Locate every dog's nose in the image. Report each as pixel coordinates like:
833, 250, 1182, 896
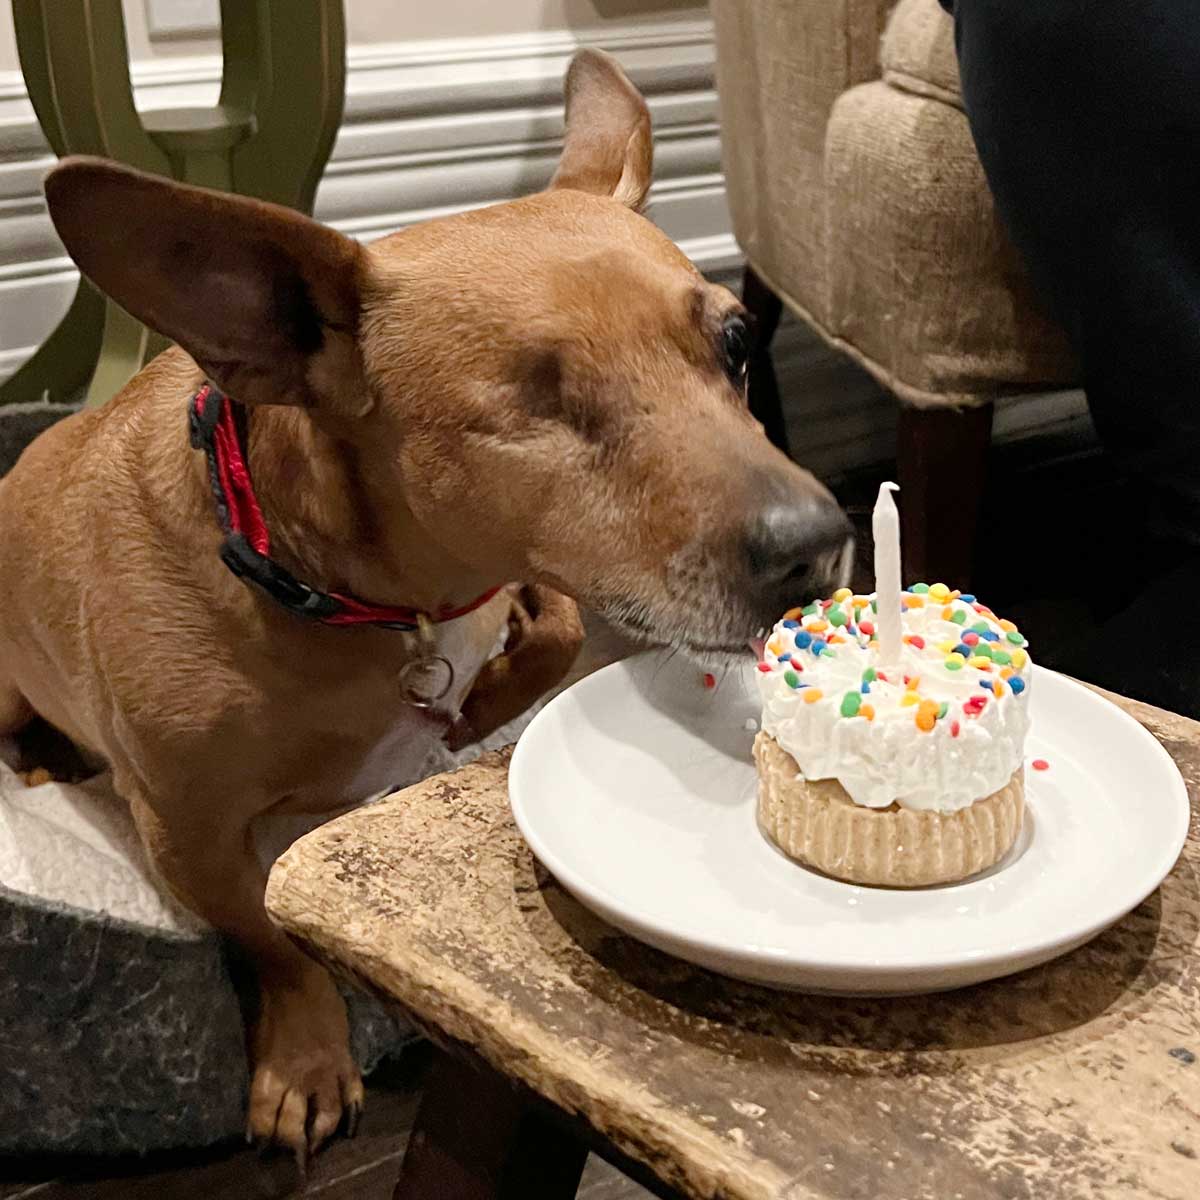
746, 496, 853, 605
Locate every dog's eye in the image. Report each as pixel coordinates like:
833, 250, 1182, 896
721, 314, 751, 386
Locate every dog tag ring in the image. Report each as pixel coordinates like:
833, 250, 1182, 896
399, 613, 455, 708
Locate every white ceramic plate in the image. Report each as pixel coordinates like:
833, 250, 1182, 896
509, 655, 1190, 994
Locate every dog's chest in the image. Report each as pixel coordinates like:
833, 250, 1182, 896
331, 599, 509, 805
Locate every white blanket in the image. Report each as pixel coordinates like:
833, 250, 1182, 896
0, 708, 536, 935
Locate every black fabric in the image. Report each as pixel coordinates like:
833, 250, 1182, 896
949, 0, 1200, 546
948, 0, 1200, 713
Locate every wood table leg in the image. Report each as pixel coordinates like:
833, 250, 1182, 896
897, 401, 995, 587
742, 265, 790, 454
393, 1048, 588, 1200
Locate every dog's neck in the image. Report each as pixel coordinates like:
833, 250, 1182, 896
225, 403, 499, 616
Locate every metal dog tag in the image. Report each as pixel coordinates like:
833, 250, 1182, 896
398, 654, 455, 708
399, 613, 455, 709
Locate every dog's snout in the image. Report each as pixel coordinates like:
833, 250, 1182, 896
746, 495, 852, 607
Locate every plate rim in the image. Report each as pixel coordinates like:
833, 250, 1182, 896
509, 657, 1191, 977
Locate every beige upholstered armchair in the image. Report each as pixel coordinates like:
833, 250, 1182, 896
711, 0, 1078, 584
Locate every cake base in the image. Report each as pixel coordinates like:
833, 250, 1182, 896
754, 733, 1025, 887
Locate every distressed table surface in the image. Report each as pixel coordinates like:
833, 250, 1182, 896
266, 690, 1200, 1200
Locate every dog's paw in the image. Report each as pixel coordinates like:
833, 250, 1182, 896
247, 978, 364, 1166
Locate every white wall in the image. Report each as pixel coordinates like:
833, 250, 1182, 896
0, 0, 706, 71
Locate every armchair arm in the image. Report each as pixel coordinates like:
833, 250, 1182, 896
711, 1, 898, 320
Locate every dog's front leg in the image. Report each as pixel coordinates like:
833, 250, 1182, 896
126, 785, 361, 1164
448, 585, 583, 750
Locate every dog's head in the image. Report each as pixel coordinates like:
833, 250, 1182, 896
45, 51, 850, 658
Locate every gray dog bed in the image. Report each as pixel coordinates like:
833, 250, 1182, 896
0, 715, 532, 1156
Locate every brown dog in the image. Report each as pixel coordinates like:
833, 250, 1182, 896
0, 51, 849, 1158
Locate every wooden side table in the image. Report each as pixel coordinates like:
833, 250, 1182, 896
3, 0, 344, 410
266, 691, 1200, 1199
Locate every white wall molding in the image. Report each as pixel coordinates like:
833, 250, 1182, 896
0, 18, 736, 382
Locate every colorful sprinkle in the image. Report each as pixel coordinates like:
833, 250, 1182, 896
858, 620, 875, 636
1007, 631, 1027, 645
905, 635, 926, 650
911, 582, 930, 594
861, 682, 871, 694
807, 619, 829, 633
781, 619, 800, 629
794, 630, 813, 650
859, 704, 875, 721
703, 672, 716, 689
916, 698, 939, 731
949, 609, 968, 625
970, 621, 991, 634
862, 667, 878, 683
757, 662, 771, 673
1012, 648, 1029, 669
951, 720, 961, 738
766, 638, 782, 655
1010, 676, 1026, 694
944, 658, 963, 671
937, 640, 955, 654
802, 603, 820, 616
827, 634, 846, 644
810, 638, 827, 655
832, 587, 852, 602
979, 679, 994, 692
937, 701, 949, 720
969, 656, 993, 671
980, 630, 1000, 642
803, 689, 823, 704
840, 691, 862, 718
852, 596, 870, 609
784, 670, 802, 689
827, 608, 848, 627
962, 632, 980, 647
992, 650, 1012, 665
959, 594, 976, 603
929, 583, 951, 602
999, 619, 1018, 632
952, 643, 972, 658
906, 675, 921, 691
778, 652, 792, 663
903, 594, 926, 609
900, 693, 920, 708
1032, 758, 1049, 771
783, 606, 806, 621
973, 642, 994, 660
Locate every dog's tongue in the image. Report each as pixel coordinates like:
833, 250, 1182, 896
750, 637, 766, 660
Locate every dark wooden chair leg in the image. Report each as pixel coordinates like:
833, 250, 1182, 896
896, 401, 995, 587
393, 1048, 588, 1200
742, 265, 790, 454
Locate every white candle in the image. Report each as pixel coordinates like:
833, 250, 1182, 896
872, 482, 902, 665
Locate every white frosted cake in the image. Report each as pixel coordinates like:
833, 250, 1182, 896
754, 583, 1031, 886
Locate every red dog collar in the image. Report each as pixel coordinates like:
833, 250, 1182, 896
189, 384, 503, 631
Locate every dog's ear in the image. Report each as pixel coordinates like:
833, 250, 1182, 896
44, 158, 369, 415
549, 49, 653, 211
